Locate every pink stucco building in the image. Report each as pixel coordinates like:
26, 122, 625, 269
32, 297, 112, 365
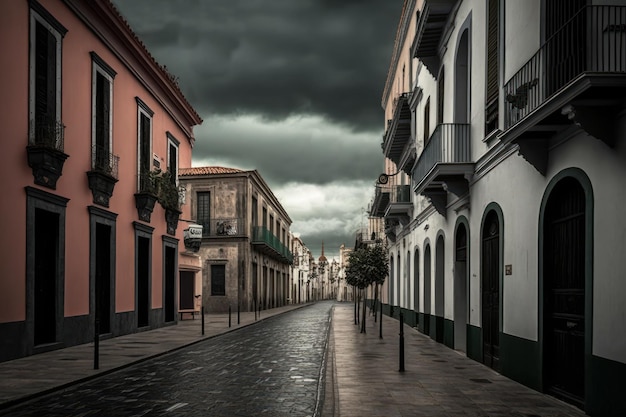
0, 0, 202, 362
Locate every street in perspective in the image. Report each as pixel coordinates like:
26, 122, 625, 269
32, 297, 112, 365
0, 303, 333, 417
1, 0, 625, 416
0, 301, 586, 417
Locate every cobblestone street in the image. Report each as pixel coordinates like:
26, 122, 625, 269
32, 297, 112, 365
0, 303, 333, 417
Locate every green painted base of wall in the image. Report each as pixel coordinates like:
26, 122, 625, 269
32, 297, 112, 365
399, 308, 417, 327
431, 315, 444, 342
500, 333, 540, 391
443, 319, 454, 349
467, 324, 482, 362
422, 313, 431, 335
588, 354, 626, 416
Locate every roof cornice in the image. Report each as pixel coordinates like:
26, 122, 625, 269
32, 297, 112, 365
382, 0, 416, 109
63, 0, 202, 143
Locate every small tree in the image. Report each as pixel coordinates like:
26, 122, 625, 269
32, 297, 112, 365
346, 242, 388, 333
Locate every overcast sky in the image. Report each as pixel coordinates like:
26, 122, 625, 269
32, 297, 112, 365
113, 0, 400, 259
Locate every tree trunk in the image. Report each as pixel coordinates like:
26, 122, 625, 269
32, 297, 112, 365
373, 283, 379, 322
354, 286, 358, 325
360, 288, 367, 333
356, 290, 360, 325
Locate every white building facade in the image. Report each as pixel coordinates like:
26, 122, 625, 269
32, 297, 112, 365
290, 235, 311, 304
372, 1, 626, 415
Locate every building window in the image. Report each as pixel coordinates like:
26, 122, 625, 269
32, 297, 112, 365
485, 0, 500, 134
270, 215, 274, 234
136, 97, 153, 191
167, 132, 179, 183
437, 68, 445, 124
423, 98, 431, 144
197, 192, 210, 237
29, 2, 67, 147
211, 264, 226, 296
252, 196, 258, 227
91, 53, 116, 171
262, 207, 268, 228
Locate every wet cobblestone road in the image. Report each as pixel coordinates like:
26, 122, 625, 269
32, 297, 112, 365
1, 302, 333, 417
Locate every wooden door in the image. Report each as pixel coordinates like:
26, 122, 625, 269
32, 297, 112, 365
482, 211, 500, 371
544, 177, 586, 406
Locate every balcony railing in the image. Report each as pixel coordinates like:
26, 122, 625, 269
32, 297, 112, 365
30, 117, 65, 151
370, 185, 391, 217
391, 185, 411, 203
252, 226, 293, 264
91, 145, 120, 180
504, 5, 626, 129
382, 92, 412, 164
199, 218, 242, 238
413, 123, 471, 187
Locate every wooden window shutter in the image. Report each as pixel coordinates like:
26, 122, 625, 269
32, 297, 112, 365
437, 69, 445, 124
486, 0, 499, 103
35, 22, 57, 129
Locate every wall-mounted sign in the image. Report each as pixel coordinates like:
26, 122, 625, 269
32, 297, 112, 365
183, 224, 203, 252
505, 264, 512, 275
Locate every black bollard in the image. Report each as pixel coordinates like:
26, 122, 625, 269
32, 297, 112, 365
201, 306, 205, 336
94, 318, 99, 370
228, 305, 232, 328
259, 303, 261, 319
237, 303, 240, 325
254, 299, 257, 321
379, 300, 383, 339
399, 312, 405, 372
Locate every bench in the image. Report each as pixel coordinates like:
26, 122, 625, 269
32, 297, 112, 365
178, 309, 200, 320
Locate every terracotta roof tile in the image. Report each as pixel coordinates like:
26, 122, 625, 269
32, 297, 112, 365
179, 166, 245, 176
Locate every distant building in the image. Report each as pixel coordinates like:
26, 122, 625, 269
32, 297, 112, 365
179, 167, 293, 313
0, 0, 202, 362
290, 235, 312, 304
372, 1, 626, 414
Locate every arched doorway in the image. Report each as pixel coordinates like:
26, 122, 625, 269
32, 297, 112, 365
454, 223, 468, 352
414, 249, 420, 313
406, 250, 411, 309
423, 243, 432, 336
435, 235, 445, 343
389, 255, 394, 306
543, 176, 587, 407
482, 210, 501, 371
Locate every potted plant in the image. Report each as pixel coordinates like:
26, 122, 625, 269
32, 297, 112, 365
134, 169, 159, 222
87, 145, 119, 208
156, 170, 183, 235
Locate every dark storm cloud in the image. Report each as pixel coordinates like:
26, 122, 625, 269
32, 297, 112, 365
192, 115, 384, 186
113, 0, 400, 257
113, 0, 399, 132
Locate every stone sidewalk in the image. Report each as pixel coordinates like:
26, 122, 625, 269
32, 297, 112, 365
0, 303, 308, 410
328, 302, 587, 417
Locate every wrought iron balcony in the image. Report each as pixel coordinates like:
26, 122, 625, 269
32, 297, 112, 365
412, 0, 457, 77
252, 226, 293, 264
91, 145, 120, 180
413, 123, 473, 215
199, 218, 242, 238
30, 117, 65, 151
503, 5, 626, 174
87, 145, 120, 208
385, 184, 413, 226
370, 185, 391, 218
382, 92, 412, 165
26, 117, 69, 190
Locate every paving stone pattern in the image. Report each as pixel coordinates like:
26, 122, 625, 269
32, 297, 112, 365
0, 302, 333, 417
